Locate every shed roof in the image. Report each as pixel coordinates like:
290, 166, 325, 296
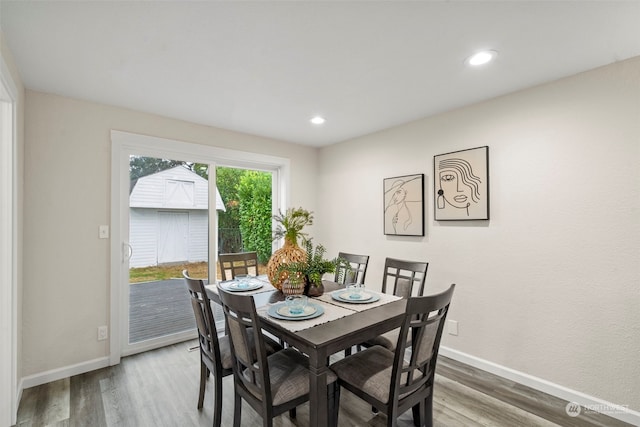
130, 166, 225, 211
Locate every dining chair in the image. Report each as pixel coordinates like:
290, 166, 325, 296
183, 270, 281, 427
334, 252, 369, 285
218, 287, 340, 427
330, 284, 455, 427
336, 252, 370, 357
361, 257, 429, 352
381, 257, 429, 298
218, 251, 259, 281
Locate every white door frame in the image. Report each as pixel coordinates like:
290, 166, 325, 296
110, 130, 289, 364
0, 56, 18, 426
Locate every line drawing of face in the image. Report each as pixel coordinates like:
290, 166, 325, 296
387, 183, 407, 209
385, 179, 411, 233
437, 158, 481, 215
385, 175, 422, 234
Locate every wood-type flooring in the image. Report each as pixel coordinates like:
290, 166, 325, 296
15, 341, 633, 427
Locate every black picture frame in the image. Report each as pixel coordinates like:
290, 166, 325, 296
383, 173, 424, 236
434, 146, 489, 220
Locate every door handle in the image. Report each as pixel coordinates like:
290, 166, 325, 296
123, 242, 133, 262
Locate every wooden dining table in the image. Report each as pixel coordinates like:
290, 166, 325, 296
205, 277, 407, 427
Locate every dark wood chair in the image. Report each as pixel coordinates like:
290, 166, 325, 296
381, 257, 429, 298
183, 270, 280, 427
362, 257, 429, 352
334, 252, 369, 285
218, 251, 259, 281
218, 288, 340, 427
330, 284, 455, 427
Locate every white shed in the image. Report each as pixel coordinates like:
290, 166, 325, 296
129, 166, 225, 268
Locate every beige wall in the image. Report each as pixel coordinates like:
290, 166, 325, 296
317, 57, 640, 411
22, 91, 319, 376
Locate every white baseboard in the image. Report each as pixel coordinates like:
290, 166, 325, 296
20, 357, 110, 390
439, 347, 640, 426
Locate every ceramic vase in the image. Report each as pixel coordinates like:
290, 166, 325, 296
306, 280, 324, 297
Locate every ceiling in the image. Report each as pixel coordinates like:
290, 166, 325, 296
2, 1, 639, 147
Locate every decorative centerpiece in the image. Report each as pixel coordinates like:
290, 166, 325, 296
266, 207, 313, 290
276, 239, 351, 297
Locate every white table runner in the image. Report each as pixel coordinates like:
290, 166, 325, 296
211, 275, 277, 297
317, 289, 402, 312
258, 299, 356, 332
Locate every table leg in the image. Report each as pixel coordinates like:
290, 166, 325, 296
308, 351, 329, 427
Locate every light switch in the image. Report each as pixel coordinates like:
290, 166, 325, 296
99, 225, 109, 239
448, 320, 459, 336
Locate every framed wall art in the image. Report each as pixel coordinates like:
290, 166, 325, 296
384, 173, 424, 236
434, 146, 489, 220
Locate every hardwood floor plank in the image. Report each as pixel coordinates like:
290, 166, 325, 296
30, 378, 70, 427
436, 357, 633, 427
69, 368, 108, 427
435, 375, 562, 427
99, 365, 144, 427
15, 386, 38, 426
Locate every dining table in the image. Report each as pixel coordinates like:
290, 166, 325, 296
205, 275, 407, 427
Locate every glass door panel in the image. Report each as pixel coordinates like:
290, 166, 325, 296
127, 156, 208, 348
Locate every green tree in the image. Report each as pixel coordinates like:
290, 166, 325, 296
237, 171, 272, 263
216, 167, 243, 230
215, 167, 244, 253
187, 162, 209, 180
129, 156, 182, 180
129, 156, 190, 195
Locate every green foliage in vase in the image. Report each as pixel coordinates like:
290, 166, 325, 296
272, 207, 314, 245
276, 239, 351, 287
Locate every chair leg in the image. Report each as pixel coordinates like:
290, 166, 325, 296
288, 408, 296, 418
344, 346, 352, 356
198, 362, 207, 409
411, 400, 424, 427
213, 373, 223, 427
425, 394, 433, 427
233, 390, 242, 427
328, 382, 341, 427
263, 416, 273, 427
387, 408, 397, 427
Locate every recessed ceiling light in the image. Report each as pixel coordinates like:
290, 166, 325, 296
466, 50, 498, 66
310, 116, 326, 125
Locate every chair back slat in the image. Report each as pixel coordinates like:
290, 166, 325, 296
219, 252, 259, 281
335, 252, 370, 285
381, 258, 429, 297
391, 284, 455, 405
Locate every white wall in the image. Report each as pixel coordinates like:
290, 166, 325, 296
317, 57, 640, 412
22, 91, 319, 377
1, 28, 25, 426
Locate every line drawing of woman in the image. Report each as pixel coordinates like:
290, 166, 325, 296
385, 175, 421, 234
437, 158, 482, 216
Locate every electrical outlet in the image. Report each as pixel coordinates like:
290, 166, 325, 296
99, 225, 109, 239
98, 326, 108, 341
447, 320, 459, 336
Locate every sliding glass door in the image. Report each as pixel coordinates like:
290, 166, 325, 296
110, 131, 287, 360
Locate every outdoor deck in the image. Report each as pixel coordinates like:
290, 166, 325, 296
129, 279, 198, 343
